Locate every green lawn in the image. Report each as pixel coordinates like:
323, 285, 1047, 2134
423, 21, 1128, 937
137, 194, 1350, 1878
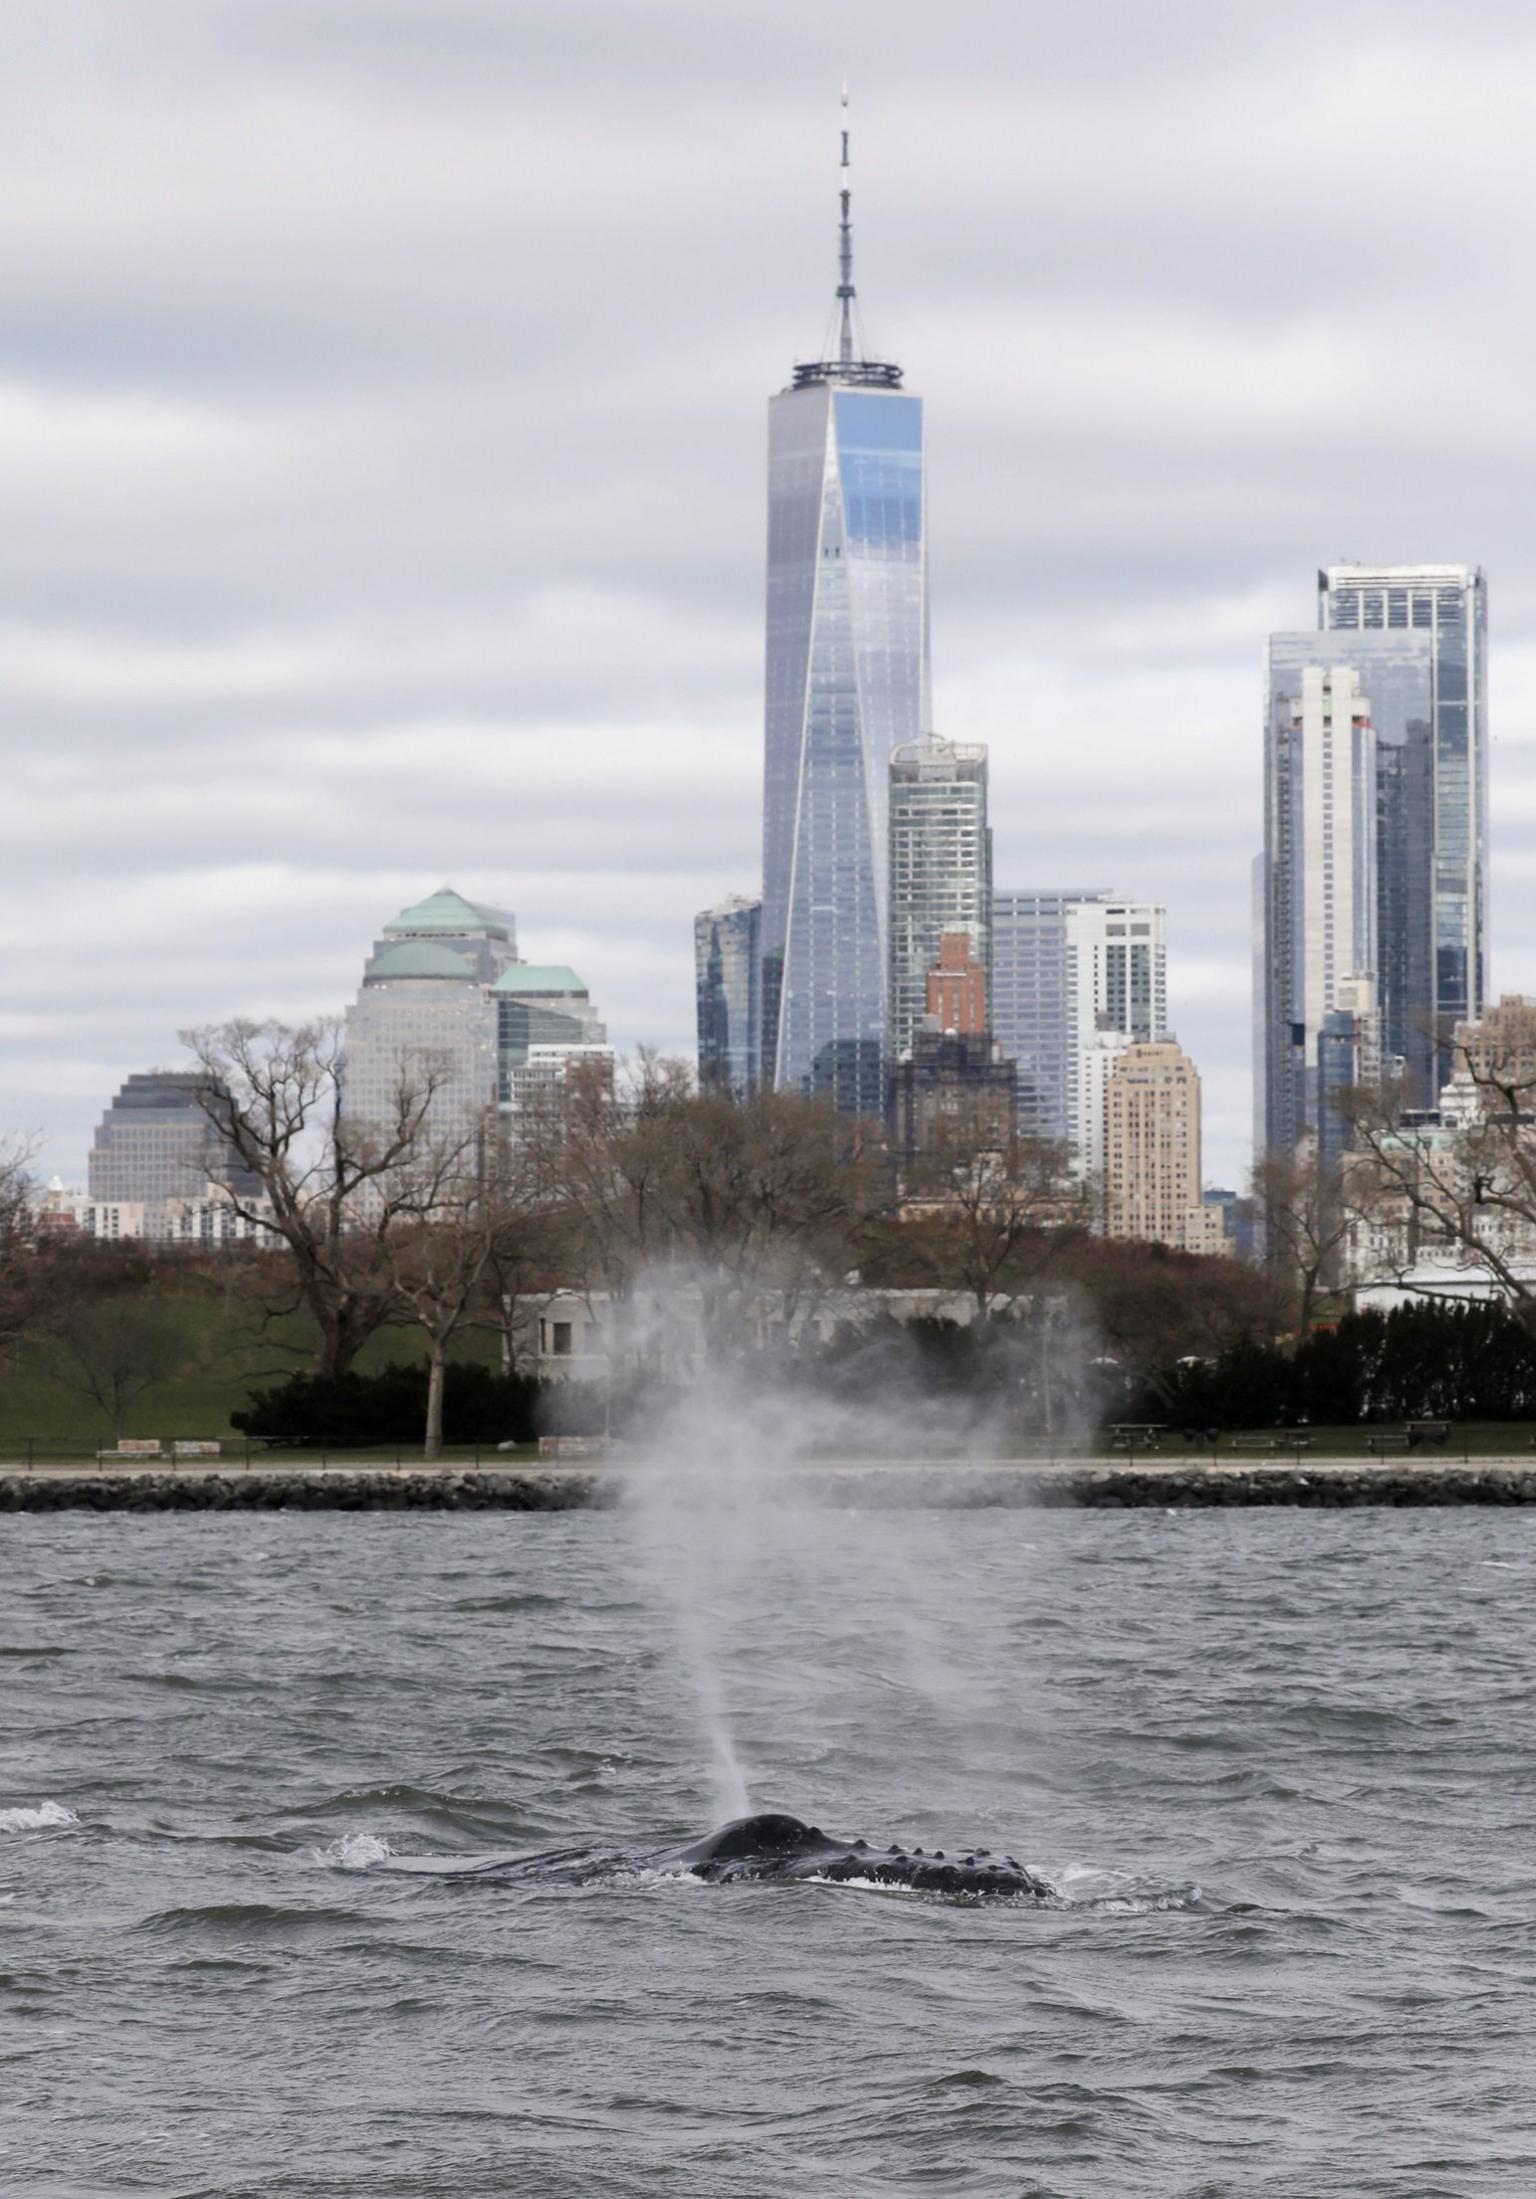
0, 1284, 502, 1452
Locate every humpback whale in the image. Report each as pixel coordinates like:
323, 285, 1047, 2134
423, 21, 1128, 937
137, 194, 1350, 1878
379, 1810, 1053, 1899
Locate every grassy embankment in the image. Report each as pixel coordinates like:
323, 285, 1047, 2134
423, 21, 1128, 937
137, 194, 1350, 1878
6, 1281, 1536, 1463
0, 1281, 502, 1454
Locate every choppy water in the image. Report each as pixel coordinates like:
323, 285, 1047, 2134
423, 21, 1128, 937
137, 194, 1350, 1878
4, 1503, 1536, 2196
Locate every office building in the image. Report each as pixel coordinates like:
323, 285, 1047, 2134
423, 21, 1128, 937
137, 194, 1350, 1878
990, 890, 1112, 1141
1258, 563, 1488, 1154
494, 965, 607, 1106
1074, 1021, 1131, 1193
989, 891, 1165, 1167
1316, 974, 1381, 1176
887, 738, 991, 1062
88, 1071, 262, 1203
1258, 660, 1379, 1157
1104, 1039, 1208, 1252
926, 930, 988, 1036
505, 1043, 617, 1122
694, 895, 762, 1096
889, 1025, 1016, 1163
760, 97, 928, 1116
41, 1178, 276, 1248
342, 886, 517, 1170
1065, 898, 1167, 1179
372, 885, 519, 984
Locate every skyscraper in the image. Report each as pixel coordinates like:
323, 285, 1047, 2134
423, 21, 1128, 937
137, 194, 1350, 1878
494, 964, 609, 1111
342, 887, 514, 1168
1320, 564, 1486, 1098
760, 95, 928, 1117
694, 895, 762, 1096
990, 889, 1112, 1141
1104, 1038, 1208, 1252
1258, 564, 1488, 1156
1257, 661, 1378, 1156
887, 738, 991, 1062
1064, 897, 1167, 1179
88, 1070, 261, 1203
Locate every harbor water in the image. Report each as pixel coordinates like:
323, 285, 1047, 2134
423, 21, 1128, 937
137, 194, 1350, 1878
3, 1504, 1534, 2195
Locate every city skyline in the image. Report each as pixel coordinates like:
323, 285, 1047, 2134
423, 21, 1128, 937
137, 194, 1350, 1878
8, 2, 1536, 1190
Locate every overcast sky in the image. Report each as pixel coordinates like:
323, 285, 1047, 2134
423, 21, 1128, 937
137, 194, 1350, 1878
7, 0, 1536, 1186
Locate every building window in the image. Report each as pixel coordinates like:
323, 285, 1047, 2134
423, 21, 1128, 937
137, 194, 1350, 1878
552, 1322, 573, 1357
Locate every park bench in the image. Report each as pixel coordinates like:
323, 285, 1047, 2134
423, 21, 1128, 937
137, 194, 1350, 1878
95, 1438, 164, 1464
172, 1441, 221, 1459
1230, 1434, 1312, 1456
1366, 1433, 1413, 1457
1107, 1424, 1164, 1453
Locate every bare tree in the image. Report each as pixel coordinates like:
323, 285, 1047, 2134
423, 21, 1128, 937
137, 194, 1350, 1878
377, 1134, 543, 1460
46, 1300, 187, 1443
900, 1120, 1088, 1323
1341, 1026, 1536, 1328
0, 1134, 39, 1369
1251, 1143, 1355, 1333
529, 1058, 876, 1366
180, 1019, 467, 1378
477, 1199, 573, 1374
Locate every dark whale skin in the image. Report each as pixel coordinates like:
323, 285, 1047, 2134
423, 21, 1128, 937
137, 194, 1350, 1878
379, 1811, 1053, 1900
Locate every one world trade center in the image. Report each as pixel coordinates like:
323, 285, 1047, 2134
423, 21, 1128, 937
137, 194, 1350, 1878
759, 97, 929, 1115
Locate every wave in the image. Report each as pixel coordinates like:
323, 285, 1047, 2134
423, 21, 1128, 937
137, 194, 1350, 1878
318, 1832, 394, 1870
0, 1801, 78, 1833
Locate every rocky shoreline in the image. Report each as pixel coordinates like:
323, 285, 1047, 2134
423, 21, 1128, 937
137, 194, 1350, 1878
7, 1459, 1536, 1510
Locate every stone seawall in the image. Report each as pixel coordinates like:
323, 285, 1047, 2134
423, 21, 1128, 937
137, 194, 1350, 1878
7, 1460, 1536, 1510
0, 1470, 606, 1513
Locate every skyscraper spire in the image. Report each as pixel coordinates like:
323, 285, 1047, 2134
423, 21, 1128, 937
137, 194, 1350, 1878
791, 84, 901, 390
837, 83, 855, 366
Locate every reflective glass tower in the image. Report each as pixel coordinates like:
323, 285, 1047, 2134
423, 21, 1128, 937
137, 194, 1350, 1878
760, 97, 928, 1116
1319, 564, 1487, 1102
1257, 564, 1487, 1157
695, 894, 762, 1096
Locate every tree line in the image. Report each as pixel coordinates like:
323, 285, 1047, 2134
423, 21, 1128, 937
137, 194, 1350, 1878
14, 1005, 1536, 1455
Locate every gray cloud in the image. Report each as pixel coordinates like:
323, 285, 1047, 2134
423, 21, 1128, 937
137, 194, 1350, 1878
6, 0, 1536, 1186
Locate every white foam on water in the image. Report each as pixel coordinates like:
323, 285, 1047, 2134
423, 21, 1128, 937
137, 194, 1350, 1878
318, 1832, 393, 1870
1066, 1887, 1204, 1914
0, 1801, 78, 1833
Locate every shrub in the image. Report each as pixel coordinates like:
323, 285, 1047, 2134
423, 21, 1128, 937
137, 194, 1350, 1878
233, 1361, 601, 1448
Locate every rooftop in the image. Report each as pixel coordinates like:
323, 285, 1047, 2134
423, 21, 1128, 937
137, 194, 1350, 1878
365, 941, 478, 983
491, 964, 589, 997
383, 886, 514, 939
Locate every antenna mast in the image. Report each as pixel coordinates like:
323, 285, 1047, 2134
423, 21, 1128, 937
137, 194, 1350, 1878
837, 83, 855, 365
790, 83, 901, 389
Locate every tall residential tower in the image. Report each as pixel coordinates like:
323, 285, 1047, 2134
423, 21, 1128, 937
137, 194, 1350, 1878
1257, 563, 1487, 1158
760, 95, 928, 1116
887, 737, 991, 1063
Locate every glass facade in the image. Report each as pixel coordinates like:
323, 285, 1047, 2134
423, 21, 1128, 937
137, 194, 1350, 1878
1320, 566, 1486, 1103
1258, 658, 1379, 1155
761, 380, 928, 1116
694, 895, 762, 1096
887, 740, 991, 1061
1258, 565, 1487, 1156
990, 890, 1112, 1141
